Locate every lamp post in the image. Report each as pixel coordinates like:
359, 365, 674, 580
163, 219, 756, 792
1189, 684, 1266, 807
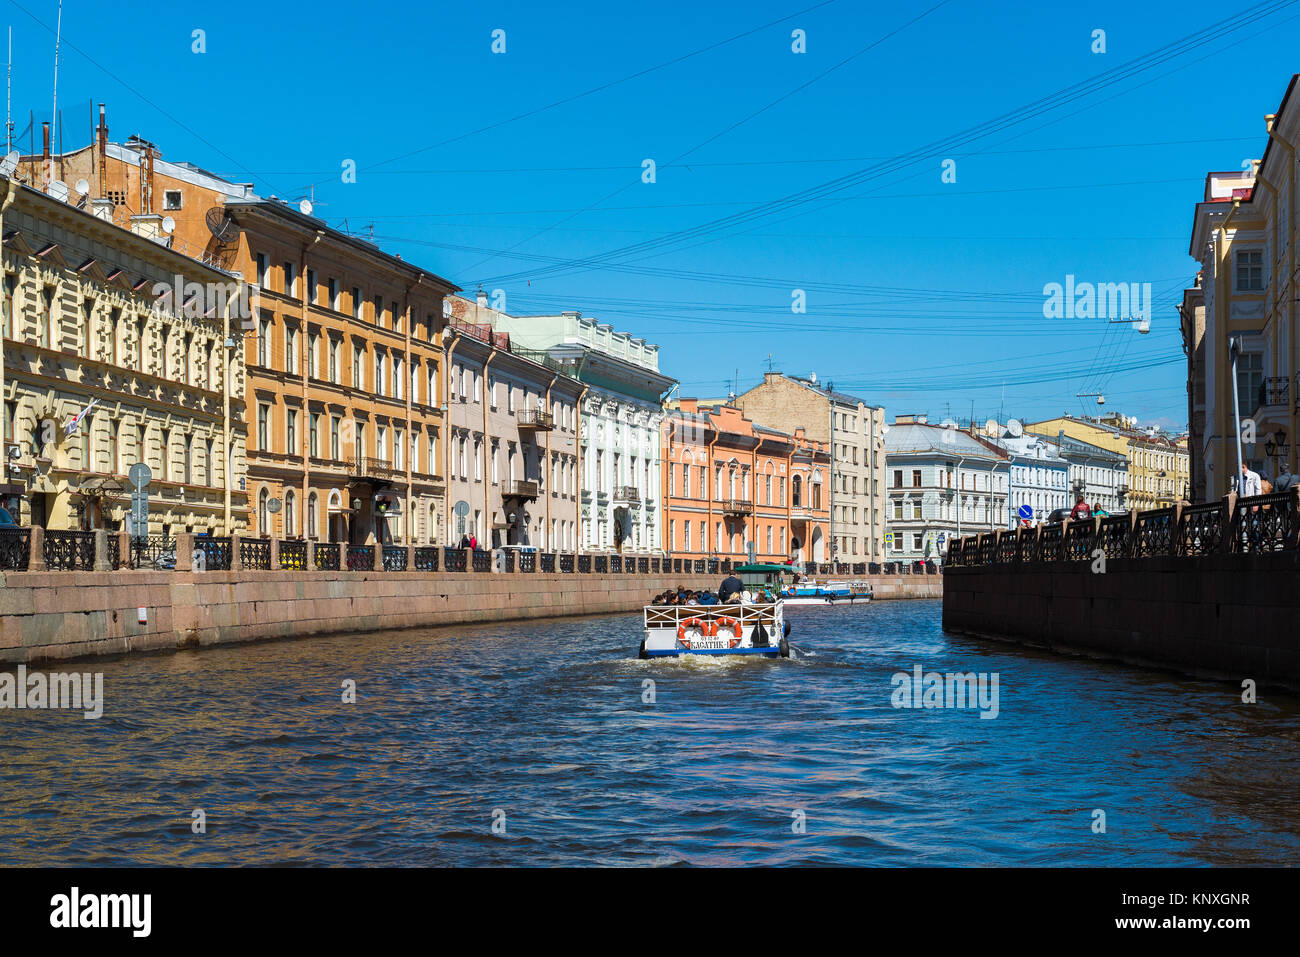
1230, 335, 1245, 493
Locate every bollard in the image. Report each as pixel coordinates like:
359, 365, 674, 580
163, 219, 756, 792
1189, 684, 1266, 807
93, 528, 111, 572
230, 533, 244, 572
175, 532, 194, 572
27, 525, 46, 571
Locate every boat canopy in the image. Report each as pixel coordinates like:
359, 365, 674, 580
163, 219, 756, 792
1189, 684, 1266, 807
733, 563, 797, 586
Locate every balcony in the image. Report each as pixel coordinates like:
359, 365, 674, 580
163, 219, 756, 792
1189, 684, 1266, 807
503, 479, 539, 500
518, 409, 554, 431
721, 497, 754, 516
614, 485, 640, 504
345, 455, 401, 481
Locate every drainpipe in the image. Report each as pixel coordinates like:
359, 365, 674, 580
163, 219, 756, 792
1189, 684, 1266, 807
403, 280, 417, 543
1231, 335, 1245, 491
1, 178, 17, 491
442, 330, 461, 545
705, 417, 719, 562
299, 231, 322, 539
575, 384, 588, 556
482, 345, 497, 546
542, 371, 557, 549
954, 455, 966, 539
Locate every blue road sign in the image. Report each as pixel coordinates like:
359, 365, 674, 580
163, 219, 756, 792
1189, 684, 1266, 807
1018, 504, 1033, 520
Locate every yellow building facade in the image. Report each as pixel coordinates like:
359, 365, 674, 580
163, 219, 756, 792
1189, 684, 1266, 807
1026, 416, 1188, 509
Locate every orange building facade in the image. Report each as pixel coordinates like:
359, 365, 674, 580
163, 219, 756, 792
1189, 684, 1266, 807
26, 109, 458, 545
662, 400, 830, 565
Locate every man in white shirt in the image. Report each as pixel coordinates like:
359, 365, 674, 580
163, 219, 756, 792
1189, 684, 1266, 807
1239, 463, 1263, 497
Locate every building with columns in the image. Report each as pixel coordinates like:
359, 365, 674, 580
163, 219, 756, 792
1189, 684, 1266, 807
25, 108, 459, 546
1, 168, 249, 533
486, 308, 674, 555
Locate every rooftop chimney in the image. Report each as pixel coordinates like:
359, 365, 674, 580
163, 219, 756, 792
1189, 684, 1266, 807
97, 104, 108, 192
476, 287, 488, 309
41, 122, 50, 161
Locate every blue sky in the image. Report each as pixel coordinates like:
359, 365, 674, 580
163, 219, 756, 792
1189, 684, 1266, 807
7, 0, 1300, 430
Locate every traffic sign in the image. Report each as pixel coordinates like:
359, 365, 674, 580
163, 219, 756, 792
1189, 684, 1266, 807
884, 532, 894, 545
128, 462, 152, 491
131, 489, 149, 541
1018, 504, 1033, 520
454, 500, 470, 517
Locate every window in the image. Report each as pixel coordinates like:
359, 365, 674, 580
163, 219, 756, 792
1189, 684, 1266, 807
306, 269, 317, 305
285, 490, 297, 537
792, 475, 802, 507
309, 413, 319, 458
375, 351, 386, 396
82, 298, 94, 359
308, 331, 320, 378
257, 404, 269, 451
352, 287, 363, 320
330, 416, 340, 460
893, 469, 903, 488
391, 301, 401, 334
286, 327, 299, 374
352, 343, 363, 388
328, 278, 339, 310
163, 190, 182, 210
912, 533, 923, 551
308, 492, 319, 539
257, 317, 271, 366
911, 469, 922, 488
184, 434, 193, 485
373, 294, 384, 326
1236, 248, 1264, 291
255, 253, 268, 286
3, 274, 16, 338
42, 285, 55, 348
284, 262, 296, 298
286, 409, 297, 454
1236, 352, 1263, 417
329, 338, 340, 383
892, 499, 903, 520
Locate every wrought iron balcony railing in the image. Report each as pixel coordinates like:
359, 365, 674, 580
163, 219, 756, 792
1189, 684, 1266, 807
614, 485, 640, 503
721, 497, 754, 515
518, 409, 554, 431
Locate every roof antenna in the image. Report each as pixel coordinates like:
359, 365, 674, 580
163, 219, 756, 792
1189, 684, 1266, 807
51, 0, 61, 161
6, 27, 13, 154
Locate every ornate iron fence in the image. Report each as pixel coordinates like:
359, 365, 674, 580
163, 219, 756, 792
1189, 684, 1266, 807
976, 533, 996, 565
1132, 507, 1175, 558
707, 558, 719, 574
279, 540, 307, 570
1230, 492, 1299, 553
1063, 521, 1095, 562
107, 534, 121, 570
502, 550, 516, 573
1176, 502, 1225, 557
1038, 523, 1063, 562
314, 543, 341, 571
651, 558, 661, 574
519, 551, 535, 573
0, 527, 31, 570
639, 557, 650, 574
414, 546, 440, 571
472, 549, 491, 572
578, 555, 591, 573
195, 537, 232, 571
694, 559, 706, 574
130, 536, 176, 570
44, 529, 95, 570
995, 532, 1017, 564
560, 554, 575, 573
1097, 515, 1131, 559
382, 545, 408, 571
540, 552, 556, 573
594, 555, 609, 573
240, 537, 272, 570
444, 547, 467, 572
346, 545, 374, 571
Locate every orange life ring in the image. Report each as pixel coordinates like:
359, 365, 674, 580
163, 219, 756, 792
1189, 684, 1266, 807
714, 616, 742, 648
678, 616, 712, 649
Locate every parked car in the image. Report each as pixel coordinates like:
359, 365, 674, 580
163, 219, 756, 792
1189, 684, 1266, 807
1046, 507, 1071, 524
0, 506, 18, 528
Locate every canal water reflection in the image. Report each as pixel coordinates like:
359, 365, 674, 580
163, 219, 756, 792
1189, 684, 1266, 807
2, 599, 1298, 866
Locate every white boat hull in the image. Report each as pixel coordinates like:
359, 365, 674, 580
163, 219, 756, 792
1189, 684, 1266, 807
641, 602, 788, 658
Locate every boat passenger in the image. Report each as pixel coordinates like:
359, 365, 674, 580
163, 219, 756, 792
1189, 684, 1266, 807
718, 574, 743, 603
697, 590, 719, 606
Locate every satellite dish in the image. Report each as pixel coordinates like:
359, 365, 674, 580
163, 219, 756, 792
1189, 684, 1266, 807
0, 150, 17, 177
74, 178, 90, 195
1097, 395, 1106, 405
162, 216, 176, 235
985, 418, 1000, 435
48, 180, 69, 202
940, 417, 959, 431
299, 199, 313, 216
1008, 418, 1023, 437
205, 207, 239, 243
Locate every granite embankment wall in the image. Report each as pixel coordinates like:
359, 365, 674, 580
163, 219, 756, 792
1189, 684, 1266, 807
0, 569, 939, 666
943, 553, 1300, 691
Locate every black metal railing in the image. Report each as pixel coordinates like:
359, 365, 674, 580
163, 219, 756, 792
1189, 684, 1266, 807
414, 546, 440, 571
578, 555, 591, 573
346, 544, 374, 571
107, 534, 121, 570
502, 550, 516, 573
382, 545, 408, 571
314, 542, 341, 571
519, 551, 535, 573
594, 555, 608, 573
0, 527, 31, 570
950, 491, 1300, 566
540, 552, 556, 573
559, 553, 574, 573
195, 537, 232, 571
279, 539, 307, 570
240, 536, 272, 570
471, 549, 491, 572
444, 546, 467, 572
44, 529, 95, 571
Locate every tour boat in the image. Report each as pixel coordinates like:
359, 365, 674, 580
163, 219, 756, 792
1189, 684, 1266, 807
639, 602, 790, 658
778, 580, 873, 605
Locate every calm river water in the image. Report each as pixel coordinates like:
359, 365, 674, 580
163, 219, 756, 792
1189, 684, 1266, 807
2, 599, 1298, 866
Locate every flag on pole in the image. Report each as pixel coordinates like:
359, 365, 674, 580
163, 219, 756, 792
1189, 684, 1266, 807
64, 396, 99, 438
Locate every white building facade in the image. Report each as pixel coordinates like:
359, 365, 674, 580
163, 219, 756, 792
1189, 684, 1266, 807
488, 309, 675, 555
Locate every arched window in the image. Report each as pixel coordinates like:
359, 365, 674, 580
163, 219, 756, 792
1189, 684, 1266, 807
258, 488, 269, 535
307, 491, 318, 539
428, 503, 438, 543
792, 474, 803, 507
284, 489, 297, 537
